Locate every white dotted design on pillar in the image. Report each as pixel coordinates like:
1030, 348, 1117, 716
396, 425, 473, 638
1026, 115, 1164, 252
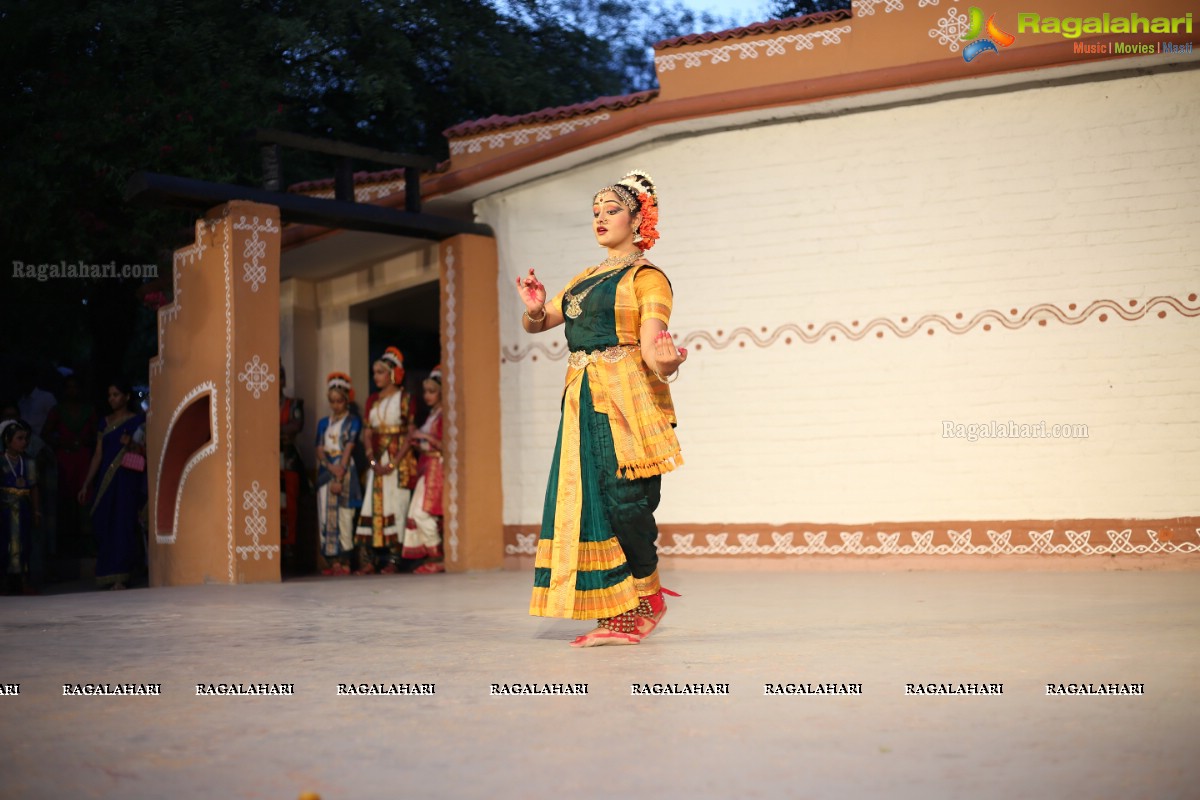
444, 245, 460, 563
236, 480, 279, 561
232, 215, 279, 292
237, 355, 276, 399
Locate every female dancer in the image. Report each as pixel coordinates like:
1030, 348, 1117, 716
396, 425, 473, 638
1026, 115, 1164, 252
316, 373, 362, 575
78, 381, 146, 590
355, 347, 417, 574
403, 367, 445, 574
516, 169, 687, 647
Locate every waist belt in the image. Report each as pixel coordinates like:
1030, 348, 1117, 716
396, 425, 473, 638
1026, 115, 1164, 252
567, 344, 639, 370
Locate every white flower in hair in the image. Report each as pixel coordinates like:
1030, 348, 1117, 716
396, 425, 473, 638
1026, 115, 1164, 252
619, 169, 657, 200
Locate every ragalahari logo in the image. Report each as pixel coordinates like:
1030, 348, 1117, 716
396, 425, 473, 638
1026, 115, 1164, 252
960, 7, 1016, 62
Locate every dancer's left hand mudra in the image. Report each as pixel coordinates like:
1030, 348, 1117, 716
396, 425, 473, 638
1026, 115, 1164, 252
644, 325, 687, 379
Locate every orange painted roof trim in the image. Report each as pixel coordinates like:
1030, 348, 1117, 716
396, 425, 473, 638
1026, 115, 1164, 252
443, 90, 658, 139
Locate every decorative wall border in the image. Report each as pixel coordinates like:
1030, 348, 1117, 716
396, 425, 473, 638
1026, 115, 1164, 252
501, 294, 1200, 362
654, 27, 851, 71
443, 245, 460, 563
302, 180, 406, 204
222, 212, 235, 583
856, 0, 906, 17
449, 113, 612, 156
504, 520, 1200, 558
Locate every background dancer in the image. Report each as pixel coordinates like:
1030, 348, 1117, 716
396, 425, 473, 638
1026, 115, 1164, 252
355, 347, 416, 574
403, 367, 445, 574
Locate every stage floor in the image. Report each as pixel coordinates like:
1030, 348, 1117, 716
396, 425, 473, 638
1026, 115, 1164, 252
2, 569, 1197, 799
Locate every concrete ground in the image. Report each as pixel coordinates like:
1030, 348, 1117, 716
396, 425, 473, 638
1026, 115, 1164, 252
1, 569, 1197, 800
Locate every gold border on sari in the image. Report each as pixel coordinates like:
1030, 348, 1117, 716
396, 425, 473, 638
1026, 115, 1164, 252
633, 570, 661, 597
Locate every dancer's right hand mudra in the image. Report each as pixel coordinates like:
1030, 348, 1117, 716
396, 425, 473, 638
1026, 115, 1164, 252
516, 268, 562, 331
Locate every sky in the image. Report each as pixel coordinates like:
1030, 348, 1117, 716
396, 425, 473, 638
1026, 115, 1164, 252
673, 0, 772, 27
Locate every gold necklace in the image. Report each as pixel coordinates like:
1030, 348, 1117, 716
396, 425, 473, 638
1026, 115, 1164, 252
597, 249, 643, 269
4, 452, 25, 488
563, 251, 642, 319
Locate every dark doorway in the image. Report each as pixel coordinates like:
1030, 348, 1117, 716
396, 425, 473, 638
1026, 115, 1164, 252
363, 280, 441, 423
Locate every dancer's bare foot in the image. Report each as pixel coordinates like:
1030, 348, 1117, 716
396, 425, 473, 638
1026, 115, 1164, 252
569, 626, 639, 647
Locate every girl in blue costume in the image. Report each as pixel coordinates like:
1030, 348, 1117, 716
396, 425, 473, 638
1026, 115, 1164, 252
78, 382, 146, 590
316, 372, 363, 575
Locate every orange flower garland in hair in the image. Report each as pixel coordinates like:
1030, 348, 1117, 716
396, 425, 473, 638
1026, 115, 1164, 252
636, 192, 660, 250
381, 346, 405, 386
327, 371, 355, 403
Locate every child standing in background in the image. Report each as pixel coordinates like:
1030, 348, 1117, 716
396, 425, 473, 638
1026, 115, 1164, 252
316, 373, 362, 576
404, 367, 445, 574
1, 419, 40, 594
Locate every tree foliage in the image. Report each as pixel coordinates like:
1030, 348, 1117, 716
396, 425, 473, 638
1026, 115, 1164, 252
0, 0, 763, 383
500, 0, 738, 91
766, 0, 851, 19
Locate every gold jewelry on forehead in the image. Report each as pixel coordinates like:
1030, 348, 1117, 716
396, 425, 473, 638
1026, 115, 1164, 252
593, 169, 657, 211
593, 183, 639, 213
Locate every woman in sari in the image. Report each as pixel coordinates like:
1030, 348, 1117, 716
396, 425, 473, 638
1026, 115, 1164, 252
354, 347, 417, 574
316, 373, 362, 576
402, 367, 445, 574
516, 169, 687, 647
78, 382, 146, 590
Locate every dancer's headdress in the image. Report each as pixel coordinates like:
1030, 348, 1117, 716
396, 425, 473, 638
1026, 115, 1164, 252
0, 418, 30, 447
378, 347, 405, 386
326, 372, 354, 402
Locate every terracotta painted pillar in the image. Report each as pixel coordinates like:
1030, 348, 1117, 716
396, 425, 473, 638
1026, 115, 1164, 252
439, 234, 504, 571
147, 201, 282, 585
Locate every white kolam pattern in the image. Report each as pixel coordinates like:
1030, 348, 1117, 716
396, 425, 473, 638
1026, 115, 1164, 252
654, 27, 850, 71
450, 114, 611, 156
929, 5, 969, 52
237, 355, 276, 399
505, 528, 1200, 556
232, 215, 279, 293
235, 480, 279, 561
443, 245, 460, 563
222, 212, 234, 582
856, 0, 905, 15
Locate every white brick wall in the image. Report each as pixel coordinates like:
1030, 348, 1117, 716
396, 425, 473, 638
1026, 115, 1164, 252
480, 69, 1200, 526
